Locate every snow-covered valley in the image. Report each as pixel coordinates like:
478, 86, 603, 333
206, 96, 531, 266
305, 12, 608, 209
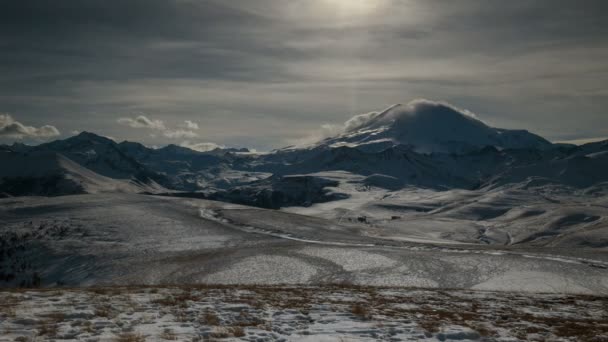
1, 193, 606, 295
1, 100, 608, 340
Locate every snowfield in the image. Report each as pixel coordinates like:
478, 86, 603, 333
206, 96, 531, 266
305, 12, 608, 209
1, 285, 607, 342
1, 194, 606, 295
283, 171, 608, 249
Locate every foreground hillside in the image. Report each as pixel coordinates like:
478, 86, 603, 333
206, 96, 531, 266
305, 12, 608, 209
1, 194, 606, 294
1, 285, 607, 341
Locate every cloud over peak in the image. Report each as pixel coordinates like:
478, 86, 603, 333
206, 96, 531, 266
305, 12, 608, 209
344, 99, 480, 133
292, 99, 490, 148
0, 114, 60, 139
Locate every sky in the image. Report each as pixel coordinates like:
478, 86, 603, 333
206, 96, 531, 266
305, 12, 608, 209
1, 0, 608, 150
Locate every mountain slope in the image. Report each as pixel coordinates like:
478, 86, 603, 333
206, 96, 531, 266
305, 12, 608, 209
29, 132, 169, 186
488, 149, 608, 189
0, 151, 154, 196
116, 142, 257, 190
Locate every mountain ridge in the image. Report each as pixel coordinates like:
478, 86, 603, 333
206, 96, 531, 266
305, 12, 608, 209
1, 101, 607, 200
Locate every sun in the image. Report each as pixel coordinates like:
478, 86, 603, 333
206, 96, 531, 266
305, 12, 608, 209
326, 0, 383, 16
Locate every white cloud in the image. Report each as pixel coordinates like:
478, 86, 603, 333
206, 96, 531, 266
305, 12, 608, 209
118, 115, 201, 140
407, 99, 479, 119
0, 114, 61, 139
117, 115, 166, 130
180, 140, 224, 152
181, 120, 199, 130
163, 129, 199, 139
344, 111, 382, 132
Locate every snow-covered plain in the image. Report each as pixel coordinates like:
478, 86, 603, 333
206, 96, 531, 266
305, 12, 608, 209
1, 194, 606, 295
283, 171, 608, 249
1, 285, 607, 342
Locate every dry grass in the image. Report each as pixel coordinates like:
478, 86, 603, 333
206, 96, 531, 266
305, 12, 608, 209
351, 303, 371, 320
36, 311, 64, 337
36, 320, 59, 337
82, 320, 95, 333
201, 311, 220, 326
553, 321, 608, 341
472, 323, 498, 337
209, 326, 246, 338
209, 327, 231, 338
0, 294, 19, 318
89, 287, 123, 296
151, 295, 177, 306
115, 332, 146, 342
150, 290, 198, 309
42, 311, 65, 323
172, 309, 192, 323
160, 328, 177, 340
419, 319, 441, 333
2, 285, 607, 342
175, 290, 198, 303
94, 305, 117, 318
231, 326, 246, 337
0, 305, 16, 319
235, 310, 264, 327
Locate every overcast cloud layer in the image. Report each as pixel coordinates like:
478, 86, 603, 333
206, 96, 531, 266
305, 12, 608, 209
1, 0, 607, 149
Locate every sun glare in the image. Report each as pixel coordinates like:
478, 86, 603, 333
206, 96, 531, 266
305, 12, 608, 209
326, 0, 383, 16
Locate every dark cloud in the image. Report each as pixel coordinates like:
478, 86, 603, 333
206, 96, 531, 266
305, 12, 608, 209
0, 0, 294, 86
0, 1, 607, 149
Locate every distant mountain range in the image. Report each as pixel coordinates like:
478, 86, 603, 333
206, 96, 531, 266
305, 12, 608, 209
2, 100, 608, 205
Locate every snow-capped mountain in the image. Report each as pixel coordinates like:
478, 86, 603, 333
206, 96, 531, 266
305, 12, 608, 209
1, 100, 607, 201
314, 100, 552, 154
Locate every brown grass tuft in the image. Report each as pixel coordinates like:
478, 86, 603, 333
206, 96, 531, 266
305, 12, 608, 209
160, 328, 177, 340
231, 326, 246, 337
115, 332, 146, 342
351, 303, 371, 320
36, 321, 59, 337
201, 311, 220, 326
